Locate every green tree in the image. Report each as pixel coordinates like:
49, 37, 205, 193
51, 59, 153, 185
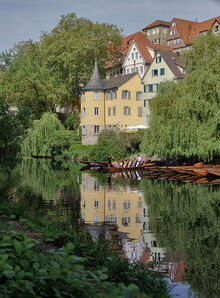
40, 13, 122, 106
0, 95, 29, 167
141, 32, 220, 162
22, 112, 80, 157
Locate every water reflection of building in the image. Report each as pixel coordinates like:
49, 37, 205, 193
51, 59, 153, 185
80, 173, 185, 282
141, 198, 185, 281
80, 173, 144, 260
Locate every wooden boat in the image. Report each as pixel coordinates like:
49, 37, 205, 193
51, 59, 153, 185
206, 168, 220, 177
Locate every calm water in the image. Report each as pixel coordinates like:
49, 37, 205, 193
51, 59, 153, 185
8, 159, 220, 298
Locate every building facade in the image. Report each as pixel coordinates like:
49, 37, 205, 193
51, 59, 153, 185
142, 20, 171, 45
81, 62, 143, 144
142, 50, 185, 127
165, 16, 220, 53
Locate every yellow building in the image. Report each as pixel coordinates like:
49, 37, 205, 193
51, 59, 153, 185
81, 62, 143, 144
80, 173, 143, 242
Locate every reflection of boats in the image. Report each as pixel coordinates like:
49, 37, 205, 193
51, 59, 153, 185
80, 160, 220, 184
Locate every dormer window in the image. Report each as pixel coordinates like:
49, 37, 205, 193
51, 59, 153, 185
172, 22, 176, 26
156, 56, 162, 63
170, 30, 176, 35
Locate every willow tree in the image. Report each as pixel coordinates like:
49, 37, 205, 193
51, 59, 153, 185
22, 112, 80, 157
141, 31, 220, 161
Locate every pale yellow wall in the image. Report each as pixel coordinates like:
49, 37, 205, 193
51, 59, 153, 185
81, 74, 143, 131
80, 174, 143, 241
105, 74, 143, 129
81, 90, 105, 126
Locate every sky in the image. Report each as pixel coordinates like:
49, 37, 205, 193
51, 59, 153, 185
0, 0, 219, 52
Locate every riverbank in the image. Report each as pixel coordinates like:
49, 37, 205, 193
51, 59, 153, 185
0, 198, 171, 297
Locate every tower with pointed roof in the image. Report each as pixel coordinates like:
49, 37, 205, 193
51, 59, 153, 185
81, 62, 143, 144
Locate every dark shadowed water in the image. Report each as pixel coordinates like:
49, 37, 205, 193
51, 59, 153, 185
6, 158, 220, 298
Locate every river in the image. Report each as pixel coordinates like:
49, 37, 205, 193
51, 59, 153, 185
8, 158, 220, 298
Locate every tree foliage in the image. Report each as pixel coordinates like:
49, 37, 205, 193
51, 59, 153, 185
141, 179, 220, 298
22, 112, 80, 157
0, 95, 29, 167
0, 13, 122, 120
141, 32, 220, 161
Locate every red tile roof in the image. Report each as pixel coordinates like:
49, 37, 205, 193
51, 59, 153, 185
143, 20, 171, 30
105, 31, 172, 69
172, 18, 198, 44
188, 16, 220, 42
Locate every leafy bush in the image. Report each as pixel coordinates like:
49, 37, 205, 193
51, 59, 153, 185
0, 227, 145, 298
67, 130, 143, 161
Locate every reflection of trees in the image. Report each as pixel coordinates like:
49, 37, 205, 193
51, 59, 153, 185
15, 159, 81, 228
141, 179, 220, 298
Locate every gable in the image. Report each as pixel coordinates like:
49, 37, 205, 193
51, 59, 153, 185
123, 40, 144, 67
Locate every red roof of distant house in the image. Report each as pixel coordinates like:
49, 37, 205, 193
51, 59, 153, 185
105, 31, 172, 69
167, 18, 198, 44
173, 261, 185, 283
139, 248, 152, 264
188, 16, 220, 42
143, 20, 171, 31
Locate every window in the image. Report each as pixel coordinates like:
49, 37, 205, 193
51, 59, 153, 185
124, 106, 131, 115
156, 56, 162, 63
135, 52, 138, 59
113, 106, 116, 116
131, 53, 134, 60
136, 91, 142, 100
108, 200, 111, 209
163, 28, 167, 33
145, 84, 158, 92
108, 107, 111, 116
160, 68, 165, 75
168, 40, 172, 46
113, 200, 116, 210
147, 30, 150, 36
131, 68, 134, 73
170, 30, 176, 35
94, 126, 99, 134
138, 107, 142, 117
122, 90, 131, 99
82, 126, 86, 136
140, 65, 143, 73
93, 216, 99, 223
135, 67, 138, 72
82, 92, 85, 101
94, 107, 99, 115
106, 91, 111, 100
152, 29, 156, 34
152, 69, 158, 76
136, 215, 141, 223
156, 28, 159, 34
82, 108, 86, 117
143, 99, 147, 107
138, 200, 142, 209
94, 200, 99, 208
172, 22, 176, 26
112, 89, 117, 99
123, 201, 130, 209
93, 92, 99, 100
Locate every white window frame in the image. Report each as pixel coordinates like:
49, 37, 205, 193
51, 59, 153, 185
93, 91, 99, 100
94, 125, 99, 134
94, 107, 99, 116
